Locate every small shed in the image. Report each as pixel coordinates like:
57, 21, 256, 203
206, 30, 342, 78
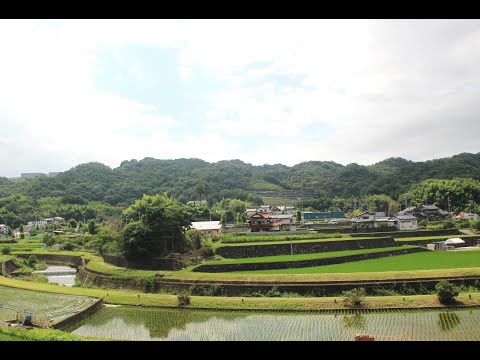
427, 241, 445, 251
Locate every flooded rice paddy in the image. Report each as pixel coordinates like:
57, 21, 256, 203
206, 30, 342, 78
68, 306, 480, 341
0, 285, 98, 323
33, 265, 77, 286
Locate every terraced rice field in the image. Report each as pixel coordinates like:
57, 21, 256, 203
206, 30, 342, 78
0, 285, 98, 323
205, 245, 418, 265
236, 250, 480, 274
69, 306, 480, 341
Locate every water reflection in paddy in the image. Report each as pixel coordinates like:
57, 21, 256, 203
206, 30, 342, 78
68, 306, 480, 341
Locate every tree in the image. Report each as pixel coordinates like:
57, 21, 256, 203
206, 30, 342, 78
196, 181, 210, 202
220, 212, 227, 225
19, 224, 24, 233
43, 234, 55, 247
68, 218, 77, 229
88, 219, 97, 235
295, 210, 301, 222
436, 280, 460, 304
121, 193, 192, 258
120, 221, 152, 258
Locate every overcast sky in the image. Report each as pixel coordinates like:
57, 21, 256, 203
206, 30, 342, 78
1, 19, 479, 178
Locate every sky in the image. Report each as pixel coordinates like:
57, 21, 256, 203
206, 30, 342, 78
1, 19, 480, 178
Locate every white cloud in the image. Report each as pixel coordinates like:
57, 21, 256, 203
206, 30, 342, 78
0, 19, 479, 177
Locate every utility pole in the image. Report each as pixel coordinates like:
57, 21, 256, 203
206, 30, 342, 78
447, 196, 451, 214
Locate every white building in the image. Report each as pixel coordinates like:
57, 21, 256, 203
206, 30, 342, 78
392, 215, 418, 231
14, 231, 30, 239
456, 212, 480, 220
190, 221, 223, 233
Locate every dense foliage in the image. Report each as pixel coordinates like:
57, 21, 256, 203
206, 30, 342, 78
0, 153, 478, 207
435, 280, 460, 304
120, 193, 192, 258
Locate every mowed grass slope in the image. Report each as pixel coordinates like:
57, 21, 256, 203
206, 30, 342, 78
236, 249, 480, 274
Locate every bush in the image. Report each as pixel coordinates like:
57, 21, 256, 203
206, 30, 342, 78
1, 246, 11, 255
198, 246, 214, 258
435, 280, 460, 304
342, 287, 366, 308
177, 292, 191, 307
16, 273, 49, 283
26, 255, 38, 268
266, 286, 282, 297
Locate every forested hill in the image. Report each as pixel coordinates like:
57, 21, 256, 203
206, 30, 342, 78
1, 152, 479, 206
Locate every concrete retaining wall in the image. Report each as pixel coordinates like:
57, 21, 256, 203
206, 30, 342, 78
194, 247, 427, 273
216, 237, 398, 259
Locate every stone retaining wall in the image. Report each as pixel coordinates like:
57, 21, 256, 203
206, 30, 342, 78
16, 253, 85, 267
53, 297, 104, 330
77, 267, 158, 292
397, 236, 480, 247
216, 237, 398, 259
350, 229, 461, 238
194, 247, 427, 273
158, 276, 480, 297
0, 259, 17, 276
102, 255, 178, 271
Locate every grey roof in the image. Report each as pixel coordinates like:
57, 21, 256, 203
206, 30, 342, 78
394, 215, 418, 220
421, 204, 439, 210
270, 214, 294, 219
375, 212, 386, 217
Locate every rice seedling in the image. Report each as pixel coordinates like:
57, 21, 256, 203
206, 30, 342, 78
67, 306, 480, 341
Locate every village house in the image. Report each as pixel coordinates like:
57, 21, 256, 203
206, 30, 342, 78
391, 214, 419, 231
351, 211, 396, 230
269, 214, 295, 230
247, 212, 282, 232
455, 212, 480, 220
401, 204, 450, 220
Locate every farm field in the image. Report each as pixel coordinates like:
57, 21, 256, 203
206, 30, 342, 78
236, 250, 480, 274
69, 306, 480, 341
219, 232, 343, 244
203, 245, 418, 265
0, 285, 98, 322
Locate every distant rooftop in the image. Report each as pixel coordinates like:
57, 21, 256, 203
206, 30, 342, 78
191, 221, 222, 231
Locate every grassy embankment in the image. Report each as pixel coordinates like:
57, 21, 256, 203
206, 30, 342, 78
0, 327, 103, 341
1, 275, 480, 311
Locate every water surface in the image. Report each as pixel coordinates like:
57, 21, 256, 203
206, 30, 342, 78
69, 306, 480, 341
